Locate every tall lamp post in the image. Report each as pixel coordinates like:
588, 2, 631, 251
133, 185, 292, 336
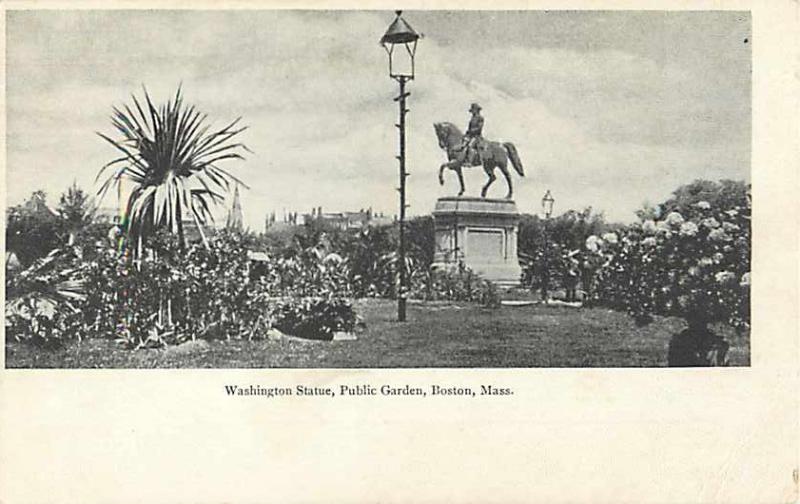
381, 10, 420, 322
541, 190, 555, 303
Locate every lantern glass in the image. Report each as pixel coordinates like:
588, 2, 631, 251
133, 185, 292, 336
380, 11, 420, 79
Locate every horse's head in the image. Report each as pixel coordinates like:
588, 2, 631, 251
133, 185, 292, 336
433, 122, 460, 150
433, 122, 445, 149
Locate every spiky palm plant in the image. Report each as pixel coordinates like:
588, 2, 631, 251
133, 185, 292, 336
96, 86, 249, 251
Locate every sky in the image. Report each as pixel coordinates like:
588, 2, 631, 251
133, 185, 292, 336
5, 10, 751, 228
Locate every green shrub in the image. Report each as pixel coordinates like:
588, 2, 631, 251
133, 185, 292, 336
5, 247, 86, 345
411, 264, 500, 307
6, 229, 359, 347
589, 184, 750, 329
272, 297, 357, 341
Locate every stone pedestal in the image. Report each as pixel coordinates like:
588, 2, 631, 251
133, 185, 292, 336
432, 197, 522, 286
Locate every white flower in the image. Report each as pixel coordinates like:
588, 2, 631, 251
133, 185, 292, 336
714, 271, 736, 284
642, 220, 657, 234
713, 252, 724, 263
701, 217, 720, 229
698, 257, 714, 267
688, 267, 700, 277
740, 272, 750, 286
722, 221, 740, 232
708, 228, 731, 242
666, 211, 685, 226
695, 201, 711, 210
655, 222, 672, 239
724, 209, 739, 217
585, 235, 602, 253
602, 232, 619, 244
679, 221, 699, 236
642, 237, 657, 247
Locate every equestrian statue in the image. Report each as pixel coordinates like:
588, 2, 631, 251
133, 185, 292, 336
434, 103, 525, 199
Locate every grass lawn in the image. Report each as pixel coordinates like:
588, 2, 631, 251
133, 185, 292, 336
5, 299, 750, 368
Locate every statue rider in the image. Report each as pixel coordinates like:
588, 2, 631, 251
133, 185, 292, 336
459, 102, 484, 166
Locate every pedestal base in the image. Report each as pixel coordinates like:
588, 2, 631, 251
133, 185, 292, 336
431, 197, 522, 286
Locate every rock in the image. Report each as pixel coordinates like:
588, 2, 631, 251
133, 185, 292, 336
332, 332, 357, 341
501, 300, 535, 307
266, 328, 285, 341
165, 339, 210, 356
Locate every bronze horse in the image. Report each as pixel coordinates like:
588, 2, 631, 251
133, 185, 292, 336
434, 122, 525, 199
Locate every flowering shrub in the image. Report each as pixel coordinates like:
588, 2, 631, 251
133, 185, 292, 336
518, 208, 612, 297
411, 264, 500, 307
588, 196, 750, 329
7, 230, 358, 346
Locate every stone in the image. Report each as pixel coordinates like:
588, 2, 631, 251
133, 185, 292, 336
432, 196, 522, 286
266, 328, 285, 341
165, 339, 210, 356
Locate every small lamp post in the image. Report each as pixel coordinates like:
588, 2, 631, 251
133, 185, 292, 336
541, 190, 555, 302
381, 10, 420, 322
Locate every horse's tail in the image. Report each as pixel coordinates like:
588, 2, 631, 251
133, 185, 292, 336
503, 142, 525, 177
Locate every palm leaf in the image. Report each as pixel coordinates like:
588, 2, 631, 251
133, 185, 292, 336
97, 86, 249, 253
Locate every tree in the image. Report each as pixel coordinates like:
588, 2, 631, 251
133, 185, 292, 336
6, 191, 62, 266
57, 181, 96, 242
96, 86, 250, 252
647, 179, 750, 222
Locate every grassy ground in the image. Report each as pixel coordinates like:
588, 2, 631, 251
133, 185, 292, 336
5, 299, 750, 368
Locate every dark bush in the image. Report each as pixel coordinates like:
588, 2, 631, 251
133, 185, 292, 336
273, 297, 357, 341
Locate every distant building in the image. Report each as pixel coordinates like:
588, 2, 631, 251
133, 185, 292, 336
225, 185, 244, 231
94, 205, 122, 225
302, 206, 393, 230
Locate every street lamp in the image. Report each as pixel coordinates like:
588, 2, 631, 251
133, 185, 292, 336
381, 10, 420, 322
541, 190, 555, 302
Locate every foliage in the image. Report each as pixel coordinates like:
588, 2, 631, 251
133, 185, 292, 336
58, 181, 96, 232
6, 228, 358, 346
589, 181, 750, 329
260, 216, 435, 300
272, 297, 356, 341
96, 86, 250, 249
660, 179, 749, 220
5, 247, 86, 345
411, 264, 500, 307
6, 191, 63, 267
7, 184, 105, 268
518, 207, 611, 295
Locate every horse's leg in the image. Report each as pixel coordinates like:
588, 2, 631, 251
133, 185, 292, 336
456, 167, 465, 196
499, 159, 513, 199
439, 163, 447, 185
481, 164, 496, 198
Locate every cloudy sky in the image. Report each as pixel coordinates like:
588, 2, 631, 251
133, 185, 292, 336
6, 10, 750, 228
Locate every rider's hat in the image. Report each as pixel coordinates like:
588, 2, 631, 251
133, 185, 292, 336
469, 103, 482, 113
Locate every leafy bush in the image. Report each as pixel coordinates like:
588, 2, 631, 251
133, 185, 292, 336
411, 264, 500, 307
518, 207, 612, 294
6, 191, 65, 267
272, 297, 356, 341
5, 247, 87, 345
6, 229, 359, 347
589, 185, 750, 329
